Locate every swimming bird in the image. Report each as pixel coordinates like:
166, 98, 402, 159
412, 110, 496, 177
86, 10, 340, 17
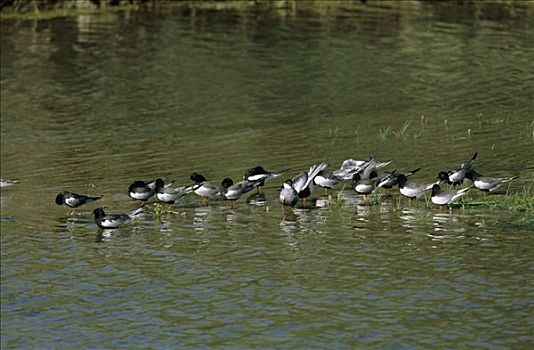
190, 172, 221, 205
279, 162, 328, 207
437, 152, 477, 186
55, 191, 103, 214
155, 178, 197, 206
243, 166, 287, 193
431, 184, 470, 207
0, 179, 19, 188
93, 207, 144, 229
465, 170, 518, 193
391, 174, 436, 200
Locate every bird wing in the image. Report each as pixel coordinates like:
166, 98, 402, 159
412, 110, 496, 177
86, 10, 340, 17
292, 172, 308, 193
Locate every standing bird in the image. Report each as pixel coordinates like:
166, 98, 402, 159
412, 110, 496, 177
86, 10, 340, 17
378, 168, 421, 195
279, 180, 299, 207
243, 166, 287, 193
219, 177, 261, 207
155, 178, 197, 208
128, 178, 163, 205
279, 162, 328, 207
190, 172, 221, 205
431, 184, 470, 207
55, 191, 103, 215
313, 170, 340, 195
390, 174, 436, 200
437, 152, 477, 186
352, 171, 381, 203
93, 207, 144, 229
465, 170, 518, 193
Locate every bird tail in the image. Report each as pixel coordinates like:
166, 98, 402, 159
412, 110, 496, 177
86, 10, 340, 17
181, 184, 201, 194
377, 170, 396, 188
406, 168, 421, 176
376, 159, 393, 170
308, 162, 328, 180
504, 175, 519, 183
269, 168, 291, 180
465, 152, 477, 167
426, 179, 442, 190
128, 207, 144, 218
452, 187, 470, 202
88, 195, 104, 202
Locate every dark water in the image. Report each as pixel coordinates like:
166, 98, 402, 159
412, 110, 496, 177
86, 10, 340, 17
1, 2, 533, 348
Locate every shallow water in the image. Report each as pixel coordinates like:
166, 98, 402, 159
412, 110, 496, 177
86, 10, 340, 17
1, 2, 533, 348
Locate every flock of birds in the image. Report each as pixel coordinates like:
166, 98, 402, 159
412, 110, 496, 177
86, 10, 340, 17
1, 152, 519, 230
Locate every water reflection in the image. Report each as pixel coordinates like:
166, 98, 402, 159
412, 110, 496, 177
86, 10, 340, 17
246, 192, 267, 205
399, 207, 428, 233
95, 229, 115, 242
193, 207, 212, 232
314, 195, 329, 209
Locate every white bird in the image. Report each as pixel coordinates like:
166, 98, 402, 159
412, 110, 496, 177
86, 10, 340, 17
431, 184, 470, 207
466, 170, 518, 193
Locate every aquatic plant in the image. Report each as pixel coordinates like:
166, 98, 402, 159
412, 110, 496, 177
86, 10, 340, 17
476, 112, 506, 126
378, 126, 392, 142
328, 184, 346, 210
368, 191, 383, 206
353, 128, 361, 145
391, 120, 412, 139
153, 203, 165, 217
329, 126, 340, 146
378, 120, 423, 142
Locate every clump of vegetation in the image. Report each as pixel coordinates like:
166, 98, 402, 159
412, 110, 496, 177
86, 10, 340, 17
153, 203, 165, 217
443, 184, 534, 214
475, 112, 506, 126
328, 184, 346, 210
378, 120, 423, 142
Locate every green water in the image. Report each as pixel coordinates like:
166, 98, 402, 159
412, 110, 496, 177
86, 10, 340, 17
1, 2, 533, 348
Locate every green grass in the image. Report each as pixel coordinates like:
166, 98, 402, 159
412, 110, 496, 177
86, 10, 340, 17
378, 120, 423, 142
328, 184, 346, 210
462, 184, 534, 213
